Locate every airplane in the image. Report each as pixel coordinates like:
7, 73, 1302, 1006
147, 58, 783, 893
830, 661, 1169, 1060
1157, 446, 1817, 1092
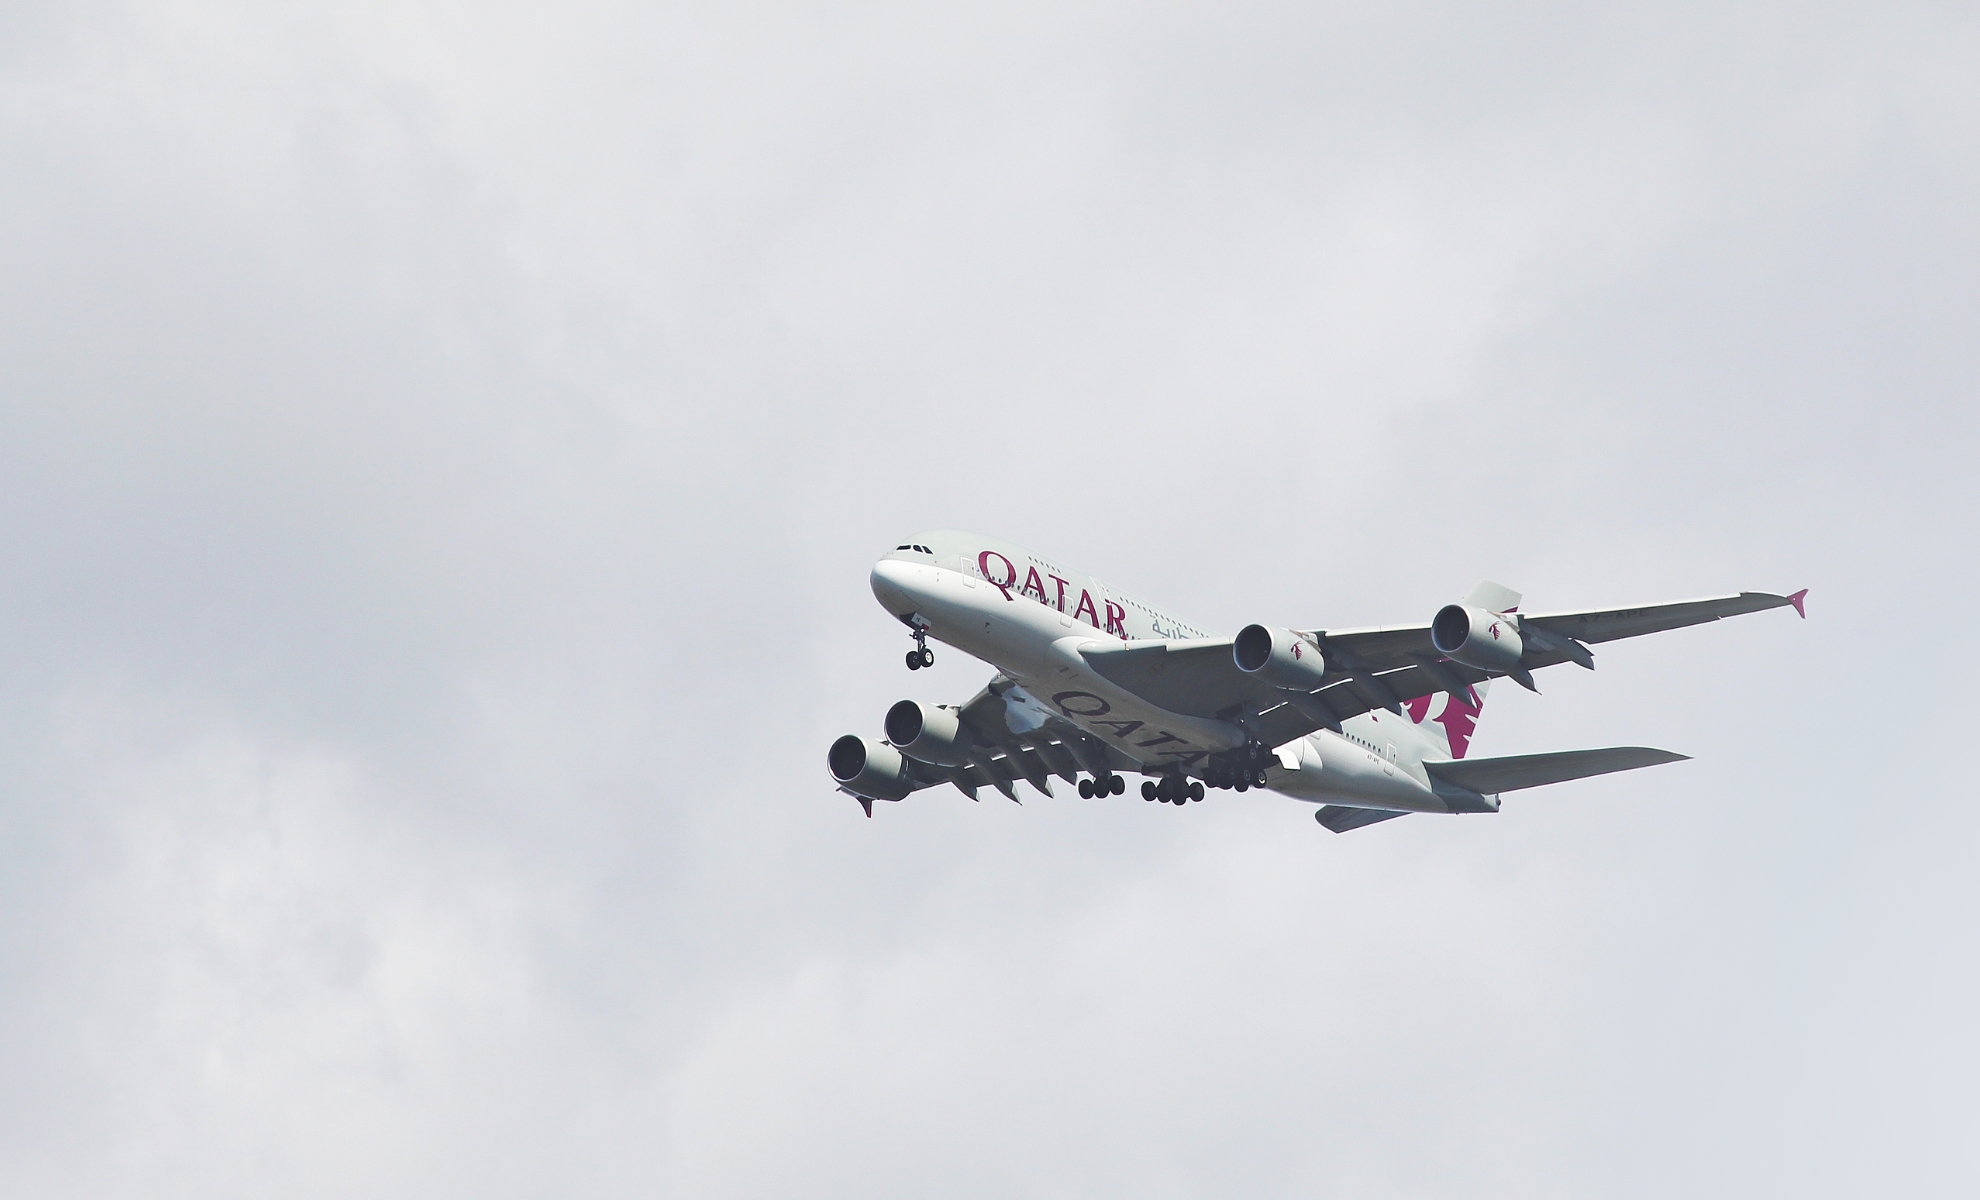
827, 530, 1805, 832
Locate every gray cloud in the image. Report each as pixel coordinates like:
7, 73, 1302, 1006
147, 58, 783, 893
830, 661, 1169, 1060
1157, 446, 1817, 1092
0, 2, 1975, 1196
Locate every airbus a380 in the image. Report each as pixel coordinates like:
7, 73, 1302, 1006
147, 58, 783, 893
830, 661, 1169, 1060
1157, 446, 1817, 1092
828, 530, 1805, 832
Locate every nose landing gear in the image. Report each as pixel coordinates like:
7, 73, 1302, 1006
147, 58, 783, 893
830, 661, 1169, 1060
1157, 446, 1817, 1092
903, 622, 934, 670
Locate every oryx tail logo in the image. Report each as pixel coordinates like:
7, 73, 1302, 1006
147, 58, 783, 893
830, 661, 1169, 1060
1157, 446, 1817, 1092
1405, 690, 1484, 758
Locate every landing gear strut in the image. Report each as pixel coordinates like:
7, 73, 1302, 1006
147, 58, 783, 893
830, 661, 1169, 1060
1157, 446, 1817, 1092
903, 624, 934, 670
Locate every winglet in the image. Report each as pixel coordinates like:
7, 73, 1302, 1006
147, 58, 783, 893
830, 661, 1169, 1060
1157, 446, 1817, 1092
1787, 589, 1808, 619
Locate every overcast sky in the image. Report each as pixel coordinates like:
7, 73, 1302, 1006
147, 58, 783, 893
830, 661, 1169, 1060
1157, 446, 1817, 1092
1, 2, 1976, 1196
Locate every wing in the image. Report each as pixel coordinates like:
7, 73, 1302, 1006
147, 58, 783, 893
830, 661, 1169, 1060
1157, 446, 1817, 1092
1077, 636, 1416, 745
893, 677, 1148, 802
1071, 638, 1284, 721
1315, 589, 1807, 675
1080, 588, 1806, 747
1518, 590, 1808, 654
1077, 639, 1343, 747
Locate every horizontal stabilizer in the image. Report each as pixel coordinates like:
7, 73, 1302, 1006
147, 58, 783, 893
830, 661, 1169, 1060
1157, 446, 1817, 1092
1425, 747, 1688, 794
1316, 806, 1410, 833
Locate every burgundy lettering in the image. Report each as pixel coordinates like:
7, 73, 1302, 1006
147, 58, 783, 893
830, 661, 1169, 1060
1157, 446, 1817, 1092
1022, 566, 1049, 603
1073, 590, 1099, 626
1104, 600, 1126, 636
978, 551, 1017, 599
1049, 574, 1069, 612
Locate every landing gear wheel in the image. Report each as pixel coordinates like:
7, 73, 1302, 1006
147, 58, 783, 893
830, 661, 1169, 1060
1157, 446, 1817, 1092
1111, 774, 1126, 796
1234, 776, 1249, 792
1078, 779, 1094, 799
918, 647, 934, 668
1141, 781, 1156, 801
1253, 769, 1269, 788
905, 651, 922, 670
1190, 782, 1205, 802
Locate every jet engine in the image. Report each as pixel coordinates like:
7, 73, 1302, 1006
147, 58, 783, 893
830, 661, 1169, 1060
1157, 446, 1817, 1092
884, 699, 973, 766
1430, 604, 1524, 673
1233, 624, 1329, 691
827, 734, 916, 801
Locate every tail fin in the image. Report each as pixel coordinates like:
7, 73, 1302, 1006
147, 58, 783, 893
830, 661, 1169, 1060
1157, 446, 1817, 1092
1405, 680, 1489, 759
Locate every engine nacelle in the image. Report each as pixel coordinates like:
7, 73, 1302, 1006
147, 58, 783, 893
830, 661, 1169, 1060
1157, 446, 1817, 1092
884, 699, 973, 766
1233, 624, 1328, 691
827, 734, 915, 801
1430, 604, 1524, 673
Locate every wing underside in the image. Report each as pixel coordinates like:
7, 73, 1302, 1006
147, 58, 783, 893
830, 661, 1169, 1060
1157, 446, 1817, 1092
1080, 590, 1803, 748
889, 679, 1147, 802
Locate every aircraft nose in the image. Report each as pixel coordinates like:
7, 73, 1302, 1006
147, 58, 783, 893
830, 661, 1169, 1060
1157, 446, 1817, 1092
870, 557, 920, 617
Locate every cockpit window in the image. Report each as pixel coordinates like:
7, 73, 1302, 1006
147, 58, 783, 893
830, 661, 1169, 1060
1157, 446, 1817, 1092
896, 544, 913, 550
915, 544, 931, 553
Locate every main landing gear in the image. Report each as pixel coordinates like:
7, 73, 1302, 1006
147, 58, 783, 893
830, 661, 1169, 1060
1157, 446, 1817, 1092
1202, 740, 1273, 792
1141, 776, 1205, 805
1077, 774, 1127, 799
904, 625, 934, 670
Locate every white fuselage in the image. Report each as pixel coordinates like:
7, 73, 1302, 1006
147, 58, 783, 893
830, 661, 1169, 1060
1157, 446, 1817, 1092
871, 530, 1489, 814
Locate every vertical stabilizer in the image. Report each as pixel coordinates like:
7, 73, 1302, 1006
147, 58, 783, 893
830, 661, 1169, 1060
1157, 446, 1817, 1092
1405, 681, 1490, 760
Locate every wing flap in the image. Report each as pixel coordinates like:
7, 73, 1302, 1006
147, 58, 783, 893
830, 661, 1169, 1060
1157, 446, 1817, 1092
1424, 746, 1688, 793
